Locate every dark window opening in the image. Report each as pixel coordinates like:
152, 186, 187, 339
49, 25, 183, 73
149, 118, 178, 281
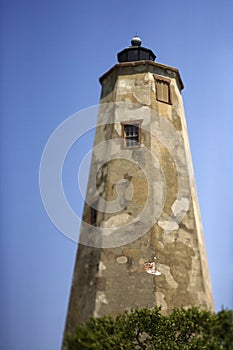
90, 206, 97, 226
122, 123, 141, 148
125, 125, 139, 147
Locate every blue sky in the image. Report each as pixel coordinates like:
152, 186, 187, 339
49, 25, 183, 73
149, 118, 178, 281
1, 0, 232, 349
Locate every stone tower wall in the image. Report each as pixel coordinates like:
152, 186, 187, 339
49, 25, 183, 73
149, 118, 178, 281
64, 61, 214, 334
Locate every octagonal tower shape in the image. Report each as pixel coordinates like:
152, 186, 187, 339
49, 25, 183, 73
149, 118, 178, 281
64, 37, 214, 336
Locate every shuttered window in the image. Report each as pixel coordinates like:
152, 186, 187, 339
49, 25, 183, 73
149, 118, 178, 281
154, 75, 171, 104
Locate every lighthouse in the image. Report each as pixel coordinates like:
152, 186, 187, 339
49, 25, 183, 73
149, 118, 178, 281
64, 37, 214, 334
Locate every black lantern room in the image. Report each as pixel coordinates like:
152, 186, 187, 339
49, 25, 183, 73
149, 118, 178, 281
117, 36, 156, 63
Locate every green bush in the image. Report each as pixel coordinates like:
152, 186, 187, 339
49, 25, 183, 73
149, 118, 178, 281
65, 307, 233, 349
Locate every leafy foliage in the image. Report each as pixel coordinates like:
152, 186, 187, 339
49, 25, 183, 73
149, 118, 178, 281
65, 307, 233, 349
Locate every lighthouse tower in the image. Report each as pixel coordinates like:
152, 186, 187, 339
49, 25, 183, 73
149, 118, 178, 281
64, 37, 214, 334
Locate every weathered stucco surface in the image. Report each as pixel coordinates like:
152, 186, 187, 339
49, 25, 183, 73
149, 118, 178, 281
64, 61, 214, 335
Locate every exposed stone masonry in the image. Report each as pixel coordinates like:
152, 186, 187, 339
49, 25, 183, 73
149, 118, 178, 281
64, 59, 214, 335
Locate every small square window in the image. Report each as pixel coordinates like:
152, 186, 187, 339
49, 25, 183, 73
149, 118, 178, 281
154, 75, 171, 104
121, 122, 142, 148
